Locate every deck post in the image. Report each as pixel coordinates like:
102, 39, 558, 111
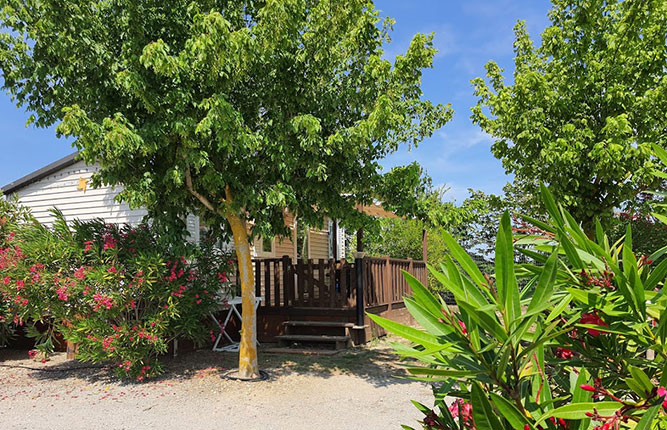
355, 253, 365, 327
356, 228, 364, 253
422, 228, 428, 263
384, 256, 392, 311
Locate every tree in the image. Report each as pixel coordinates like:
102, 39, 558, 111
358, 186, 486, 283
472, 0, 667, 234
0, 0, 452, 378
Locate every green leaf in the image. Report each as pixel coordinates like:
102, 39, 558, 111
649, 245, 667, 263
559, 230, 584, 270
540, 184, 564, 229
527, 249, 559, 313
489, 393, 535, 429
440, 229, 486, 287
430, 263, 490, 308
635, 404, 660, 430
470, 383, 503, 430
628, 366, 654, 395
546, 294, 573, 323
535, 402, 621, 425
367, 313, 443, 348
402, 271, 443, 317
653, 143, 667, 166
626, 378, 649, 399
519, 213, 556, 234
457, 301, 507, 342
623, 225, 637, 277
571, 368, 592, 430
406, 367, 484, 378
594, 219, 605, 247
496, 211, 520, 325
403, 297, 453, 337
645, 258, 667, 291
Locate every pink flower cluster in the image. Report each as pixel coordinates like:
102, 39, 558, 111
448, 399, 474, 428
165, 259, 186, 282
92, 293, 113, 311
74, 267, 87, 280
56, 285, 69, 301
103, 234, 117, 250
580, 312, 609, 337
171, 284, 187, 298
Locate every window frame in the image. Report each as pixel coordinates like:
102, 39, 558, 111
256, 236, 275, 257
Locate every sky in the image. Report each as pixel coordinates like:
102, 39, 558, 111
0, 0, 552, 202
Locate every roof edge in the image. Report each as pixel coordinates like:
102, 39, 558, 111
1, 152, 80, 195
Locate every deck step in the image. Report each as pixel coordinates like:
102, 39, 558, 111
283, 321, 354, 328
263, 347, 340, 356
276, 334, 351, 350
276, 334, 350, 342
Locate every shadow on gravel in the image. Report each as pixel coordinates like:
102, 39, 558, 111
1, 338, 421, 388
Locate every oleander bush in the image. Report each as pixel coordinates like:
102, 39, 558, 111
371, 185, 667, 430
0, 196, 33, 347
0, 202, 234, 380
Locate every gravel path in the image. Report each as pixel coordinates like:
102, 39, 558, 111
0, 342, 433, 430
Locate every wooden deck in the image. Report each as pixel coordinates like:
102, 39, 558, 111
244, 256, 426, 343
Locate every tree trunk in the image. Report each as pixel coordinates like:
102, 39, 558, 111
225, 211, 259, 379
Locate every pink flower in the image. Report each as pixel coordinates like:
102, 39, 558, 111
555, 347, 574, 360
84, 241, 93, 252
107, 266, 117, 274
580, 312, 609, 337
448, 399, 473, 427
103, 234, 116, 250
74, 267, 87, 280
658, 387, 667, 410
56, 286, 69, 301
458, 320, 467, 335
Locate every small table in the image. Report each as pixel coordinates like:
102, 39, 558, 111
210, 296, 263, 352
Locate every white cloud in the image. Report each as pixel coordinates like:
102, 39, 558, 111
436, 128, 493, 156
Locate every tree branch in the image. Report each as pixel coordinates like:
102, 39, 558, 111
185, 165, 217, 213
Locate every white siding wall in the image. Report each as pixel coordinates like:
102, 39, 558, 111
12, 160, 148, 226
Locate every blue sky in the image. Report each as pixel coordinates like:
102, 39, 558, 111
0, 0, 552, 201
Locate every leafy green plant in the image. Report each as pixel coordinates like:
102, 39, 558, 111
472, 0, 667, 233
0, 196, 33, 346
371, 185, 667, 429
651, 144, 667, 226
0, 204, 234, 379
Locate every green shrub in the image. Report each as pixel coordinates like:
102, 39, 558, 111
371, 185, 667, 429
0, 204, 234, 380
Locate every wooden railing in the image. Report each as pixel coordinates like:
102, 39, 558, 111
247, 256, 427, 312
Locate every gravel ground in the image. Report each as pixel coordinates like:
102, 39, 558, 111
0, 340, 433, 430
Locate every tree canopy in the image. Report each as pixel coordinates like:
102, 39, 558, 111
1, 0, 451, 236
472, 0, 667, 232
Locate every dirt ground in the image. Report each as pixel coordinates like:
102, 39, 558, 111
0, 340, 434, 430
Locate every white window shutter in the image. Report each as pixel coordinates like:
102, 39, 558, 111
185, 214, 200, 245
337, 224, 346, 260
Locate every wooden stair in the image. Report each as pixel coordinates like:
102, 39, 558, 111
274, 320, 354, 351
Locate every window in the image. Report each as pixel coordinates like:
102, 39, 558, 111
257, 236, 274, 257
